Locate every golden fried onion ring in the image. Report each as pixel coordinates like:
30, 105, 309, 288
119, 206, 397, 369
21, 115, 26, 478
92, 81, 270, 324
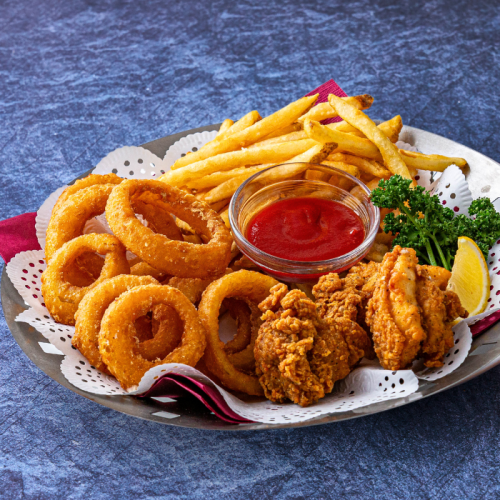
45, 184, 117, 263
51, 173, 123, 216
105, 179, 232, 278
41, 234, 129, 324
130, 261, 169, 281
99, 284, 207, 391
197, 270, 279, 395
131, 191, 183, 241
136, 304, 184, 361
73, 275, 159, 373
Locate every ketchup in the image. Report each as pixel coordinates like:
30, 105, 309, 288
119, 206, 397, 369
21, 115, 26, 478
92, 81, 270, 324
246, 197, 364, 262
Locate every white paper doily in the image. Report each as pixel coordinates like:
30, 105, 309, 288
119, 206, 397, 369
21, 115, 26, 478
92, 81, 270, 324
163, 130, 218, 170
94, 146, 168, 178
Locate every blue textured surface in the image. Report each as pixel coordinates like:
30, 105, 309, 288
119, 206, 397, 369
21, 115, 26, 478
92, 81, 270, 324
1, 0, 500, 498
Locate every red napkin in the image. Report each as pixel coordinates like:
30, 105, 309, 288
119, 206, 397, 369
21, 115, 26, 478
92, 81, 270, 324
1, 79, 498, 425
305, 79, 347, 124
0, 212, 40, 264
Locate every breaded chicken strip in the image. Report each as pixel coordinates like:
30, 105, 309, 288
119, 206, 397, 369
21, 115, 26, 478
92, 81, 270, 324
366, 246, 427, 370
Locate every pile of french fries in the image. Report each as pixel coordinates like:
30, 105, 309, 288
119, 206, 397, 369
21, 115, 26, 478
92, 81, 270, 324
159, 92, 468, 263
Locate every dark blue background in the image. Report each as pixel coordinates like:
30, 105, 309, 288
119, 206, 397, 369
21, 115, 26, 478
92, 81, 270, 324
1, 0, 500, 498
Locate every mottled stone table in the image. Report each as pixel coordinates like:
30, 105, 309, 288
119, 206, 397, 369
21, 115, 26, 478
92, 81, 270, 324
1, 0, 499, 498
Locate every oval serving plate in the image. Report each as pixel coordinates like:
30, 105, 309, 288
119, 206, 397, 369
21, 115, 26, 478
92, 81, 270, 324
3, 123, 500, 431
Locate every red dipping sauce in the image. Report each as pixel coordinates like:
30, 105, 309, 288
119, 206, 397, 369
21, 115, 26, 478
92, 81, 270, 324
246, 197, 365, 262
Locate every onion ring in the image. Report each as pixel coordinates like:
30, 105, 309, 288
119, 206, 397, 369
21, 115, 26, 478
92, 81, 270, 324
132, 191, 183, 241
130, 261, 169, 281
50, 174, 124, 279
223, 299, 262, 372
51, 173, 123, 216
167, 276, 215, 304
197, 270, 279, 395
105, 179, 232, 278
45, 184, 117, 263
41, 234, 129, 324
73, 275, 158, 372
99, 284, 207, 391
136, 304, 183, 361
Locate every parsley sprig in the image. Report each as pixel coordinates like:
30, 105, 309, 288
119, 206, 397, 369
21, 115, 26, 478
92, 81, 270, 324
370, 175, 500, 271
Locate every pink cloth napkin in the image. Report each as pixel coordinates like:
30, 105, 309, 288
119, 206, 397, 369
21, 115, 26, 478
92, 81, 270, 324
2, 79, 498, 424
305, 79, 348, 124
0, 212, 40, 264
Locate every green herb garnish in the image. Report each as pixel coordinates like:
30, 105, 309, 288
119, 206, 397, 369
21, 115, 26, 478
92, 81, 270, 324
370, 175, 500, 271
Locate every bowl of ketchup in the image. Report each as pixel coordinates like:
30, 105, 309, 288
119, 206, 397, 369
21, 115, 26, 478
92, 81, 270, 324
229, 162, 380, 283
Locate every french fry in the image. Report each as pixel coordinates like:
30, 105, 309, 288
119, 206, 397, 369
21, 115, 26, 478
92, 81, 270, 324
304, 118, 381, 158
216, 119, 234, 137
332, 122, 366, 137
360, 172, 376, 184
234, 255, 259, 270
194, 188, 210, 199
204, 165, 273, 203
160, 139, 317, 186
327, 152, 391, 179
375, 231, 395, 246
407, 166, 418, 178
214, 111, 261, 143
170, 112, 262, 172
366, 242, 390, 263
327, 94, 412, 179
171, 94, 319, 170
321, 161, 360, 178
183, 234, 203, 244
259, 123, 302, 140
230, 241, 241, 261
398, 149, 468, 171
324, 161, 360, 191
248, 130, 306, 149
254, 116, 400, 150
219, 208, 230, 228
257, 142, 336, 184
209, 198, 232, 213
377, 115, 403, 143
305, 118, 464, 176
304, 169, 331, 182
187, 167, 249, 190
176, 218, 196, 235
297, 94, 374, 124
350, 178, 381, 202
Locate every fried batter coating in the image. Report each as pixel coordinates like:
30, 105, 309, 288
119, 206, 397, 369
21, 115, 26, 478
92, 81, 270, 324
416, 266, 455, 368
444, 290, 468, 322
255, 285, 350, 407
313, 273, 375, 366
366, 246, 426, 370
349, 261, 381, 300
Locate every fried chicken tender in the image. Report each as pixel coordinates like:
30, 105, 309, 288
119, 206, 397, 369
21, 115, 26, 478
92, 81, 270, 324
365, 247, 469, 370
312, 273, 375, 366
254, 284, 351, 407
366, 246, 427, 370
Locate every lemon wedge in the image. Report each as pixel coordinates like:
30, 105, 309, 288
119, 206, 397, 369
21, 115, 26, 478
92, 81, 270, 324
447, 236, 490, 317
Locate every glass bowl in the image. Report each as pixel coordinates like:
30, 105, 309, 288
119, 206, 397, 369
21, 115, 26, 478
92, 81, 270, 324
229, 162, 380, 283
